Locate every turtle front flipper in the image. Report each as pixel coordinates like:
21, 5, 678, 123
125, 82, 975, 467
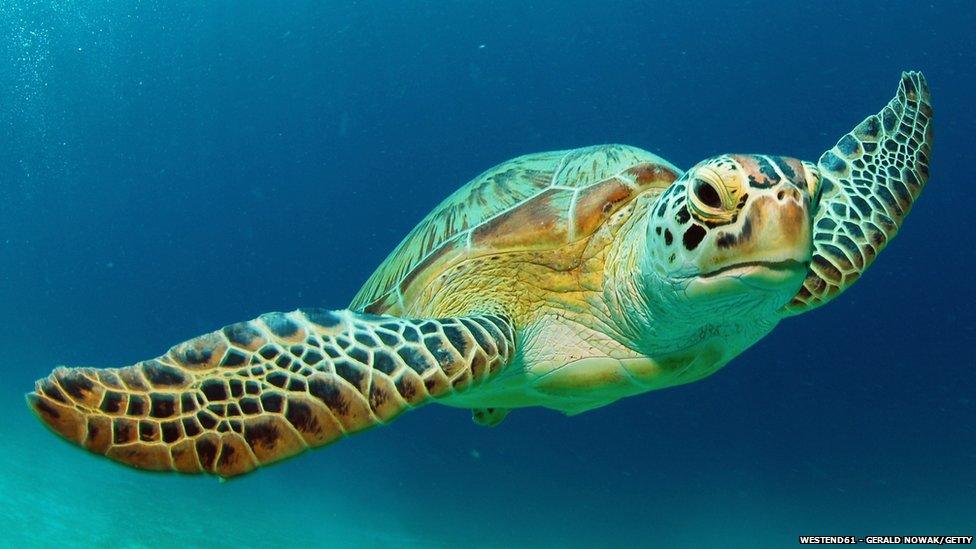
783, 71, 933, 315
27, 309, 515, 477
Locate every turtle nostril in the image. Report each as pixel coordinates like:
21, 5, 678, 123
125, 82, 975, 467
693, 179, 723, 209
777, 187, 801, 202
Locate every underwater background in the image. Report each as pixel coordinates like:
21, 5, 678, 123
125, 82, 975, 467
1, 1, 974, 547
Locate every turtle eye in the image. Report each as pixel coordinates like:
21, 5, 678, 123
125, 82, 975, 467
693, 179, 723, 209
687, 174, 735, 223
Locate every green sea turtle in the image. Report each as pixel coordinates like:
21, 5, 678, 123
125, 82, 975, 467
28, 72, 932, 477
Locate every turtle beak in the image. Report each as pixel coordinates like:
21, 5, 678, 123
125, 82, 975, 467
687, 183, 812, 299
698, 187, 813, 272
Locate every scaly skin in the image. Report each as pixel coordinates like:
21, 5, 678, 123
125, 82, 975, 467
28, 309, 516, 477
784, 71, 932, 314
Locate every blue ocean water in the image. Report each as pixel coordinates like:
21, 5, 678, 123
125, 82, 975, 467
1, 1, 973, 547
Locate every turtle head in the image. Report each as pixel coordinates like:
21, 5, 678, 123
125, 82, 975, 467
644, 154, 820, 308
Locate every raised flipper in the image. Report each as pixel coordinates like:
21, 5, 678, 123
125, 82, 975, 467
783, 71, 933, 315
26, 309, 515, 477
472, 407, 510, 427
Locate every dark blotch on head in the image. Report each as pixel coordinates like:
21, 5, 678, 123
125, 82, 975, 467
419, 321, 438, 335
675, 206, 690, 225
716, 232, 737, 249
770, 156, 797, 179
740, 217, 753, 242
747, 174, 768, 190
756, 157, 782, 185
260, 312, 299, 338
664, 229, 673, 246
683, 224, 707, 251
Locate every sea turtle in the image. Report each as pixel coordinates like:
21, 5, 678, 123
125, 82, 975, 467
28, 72, 932, 477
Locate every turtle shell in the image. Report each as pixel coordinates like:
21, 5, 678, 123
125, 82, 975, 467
350, 144, 681, 314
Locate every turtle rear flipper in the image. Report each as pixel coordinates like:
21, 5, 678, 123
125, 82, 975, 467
472, 407, 510, 427
27, 309, 514, 477
783, 71, 933, 314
